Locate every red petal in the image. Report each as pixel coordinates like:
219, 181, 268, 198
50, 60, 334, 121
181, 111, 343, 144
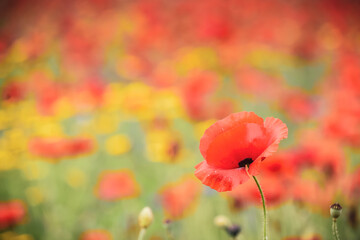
249, 117, 288, 175
195, 161, 250, 192
200, 112, 263, 157
200, 112, 267, 169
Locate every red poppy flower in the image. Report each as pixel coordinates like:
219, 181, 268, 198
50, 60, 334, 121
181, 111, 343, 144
2, 81, 26, 103
28, 137, 94, 161
228, 175, 288, 209
0, 200, 27, 230
291, 129, 345, 182
195, 112, 288, 192
159, 175, 202, 220
94, 169, 140, 201
80, 230, 112, 240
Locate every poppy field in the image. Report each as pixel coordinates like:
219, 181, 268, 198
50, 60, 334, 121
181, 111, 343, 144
0, 0, 360, 239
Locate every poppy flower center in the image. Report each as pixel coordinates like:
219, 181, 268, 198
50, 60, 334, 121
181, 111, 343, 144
238, 158, 253, 168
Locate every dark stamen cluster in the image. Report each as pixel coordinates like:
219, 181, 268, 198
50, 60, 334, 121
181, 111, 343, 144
330, 203, 342, 211
238, 158, 253, 168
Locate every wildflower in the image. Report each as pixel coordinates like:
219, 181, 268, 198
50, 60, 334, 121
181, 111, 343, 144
195, 112, 288, 192
0, 200, 27, 230
80, 230, 112, 240
159, 176, 202, 220
94, 169, 140, 201
28, 137, 94, 161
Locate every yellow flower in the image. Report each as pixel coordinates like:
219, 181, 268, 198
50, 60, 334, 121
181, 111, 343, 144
0, 109, 11, 130
146, 130, 182, 163
151, 90, 185, 119
32, 117, 64, 137
66, 168, 87, 188
3, 128, 28, 153
174, 47, 218, 75
25, 186, 44, 206
105, 134, 132, 156
53, 97, 76, 120
121, 82, 153, 120
0, 150, 16, 171
90, 112, 119, 135
6, 39, 28, 63
103, 83, 124, 112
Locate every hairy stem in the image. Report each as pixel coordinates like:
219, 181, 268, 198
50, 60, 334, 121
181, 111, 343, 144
253, 176, 268, 240
332, 219, 341, 240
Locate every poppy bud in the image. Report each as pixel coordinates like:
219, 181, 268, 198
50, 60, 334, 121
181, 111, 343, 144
214, 215, 231, 228
330, 203, 342, 219
225, 224, 241, 238
138, 207, 154, 229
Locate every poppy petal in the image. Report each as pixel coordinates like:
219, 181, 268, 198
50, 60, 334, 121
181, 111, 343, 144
200, 112, 267, 169
195, 161, 250, 192
249, 117, 288, 175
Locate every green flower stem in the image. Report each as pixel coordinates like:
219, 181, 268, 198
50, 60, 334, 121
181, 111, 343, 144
138, 228, 147, 240
332, 218, 341, 240
253, 176, 268, 240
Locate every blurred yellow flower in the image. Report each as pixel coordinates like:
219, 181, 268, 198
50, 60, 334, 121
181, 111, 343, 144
175, 47, 218, 75
32, 117, 64, 137
103, 83, 124, 112
53, 97, 76, 120
146, 130, 182, 163
121, 82, 153, 120
25, 186, 44, 206
13, 100, 38, 129
90, 112, 119, 135
3, 128, 28, 153
66, 168, 87, 188
0, 109, 11, 130
105, 134, 132, 156
194, 119, 216, 140
0, 150, 17, 171
6, 39, 28, 63
20, 161, 48, 180
0, 232, 34, 240
151, 90, 185, 119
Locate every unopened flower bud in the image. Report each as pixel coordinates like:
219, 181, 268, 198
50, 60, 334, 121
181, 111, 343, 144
225, 224, 241, 238
138, 207, 153, 228
214, 215, 231, 228
330, 203, 342, 219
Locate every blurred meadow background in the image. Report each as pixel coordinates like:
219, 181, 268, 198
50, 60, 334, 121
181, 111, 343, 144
0, 0, 360, 239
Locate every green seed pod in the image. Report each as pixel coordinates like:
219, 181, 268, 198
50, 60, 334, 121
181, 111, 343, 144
330, 203, 343, 219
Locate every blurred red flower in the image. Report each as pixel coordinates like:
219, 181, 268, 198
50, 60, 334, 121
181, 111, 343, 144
291, 129, 345, 182
0, 200, 27, 230
80, 230, 112, 240
2, 81, 26, 103
94, 169, 140, 201
180, 71, 219, 121
228, 153, 295, 209
29, 137, 94, 160
159, 176, 202, 220
228, 175, 288, 209
195, 111, 288, 192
